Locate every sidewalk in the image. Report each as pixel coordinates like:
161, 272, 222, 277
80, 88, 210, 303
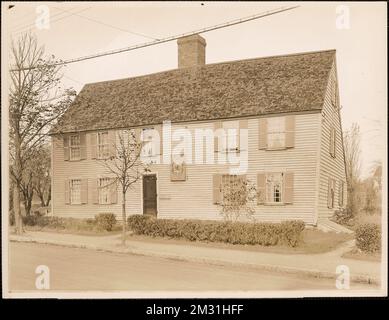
9, 231, 381, 285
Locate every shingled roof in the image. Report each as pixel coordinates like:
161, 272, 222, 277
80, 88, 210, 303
51, 49, 335, 134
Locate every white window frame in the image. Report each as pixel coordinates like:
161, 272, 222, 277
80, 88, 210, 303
98, 177, 111, 204
221, 120, 239, 153
97, 132, 109, 159
70, 179, 81, 204
265, 172, 284, 204
69, 134, 81, 160
267, 117, 286, 149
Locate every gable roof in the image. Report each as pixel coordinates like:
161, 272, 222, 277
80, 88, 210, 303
51, 49, 335, 134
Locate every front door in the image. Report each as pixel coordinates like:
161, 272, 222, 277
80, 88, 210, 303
143, 175, 157, 216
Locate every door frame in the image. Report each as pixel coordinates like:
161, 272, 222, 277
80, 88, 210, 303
140, 172, 159, 216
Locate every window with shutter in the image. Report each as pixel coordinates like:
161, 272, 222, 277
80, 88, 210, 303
267, 117, 286, 149
70, 179, 81, 204
98, 178, 111, 204
97, 132, 109, 159
69, 135, 81, 160
265, 173, 284, 203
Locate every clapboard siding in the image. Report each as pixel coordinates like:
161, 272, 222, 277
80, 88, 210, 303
52, 112, 321, 224
317, 61, 347, 219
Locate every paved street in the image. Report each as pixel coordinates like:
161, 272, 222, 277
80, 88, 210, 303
9, 242, 375, 292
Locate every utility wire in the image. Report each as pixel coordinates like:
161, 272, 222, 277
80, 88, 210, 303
10, 5, 299, 72
53, 6, 159, 40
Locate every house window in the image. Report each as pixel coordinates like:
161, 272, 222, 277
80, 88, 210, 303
330, 127, 336, 157
267, 117, 286, 149
99, 178, 111, 204
328, 179, 336, 209
70, 179, 81, 204
339, 181, 345, 207
141, 128, 157, 163
265, 173, 283, 203
97, 132, 109, 159
222, 121, 239, 153
70, 135, 81, 160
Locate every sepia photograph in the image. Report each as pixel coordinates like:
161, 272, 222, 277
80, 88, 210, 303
1, 1, 387, 300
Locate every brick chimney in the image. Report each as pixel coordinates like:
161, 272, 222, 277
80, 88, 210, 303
177, 34, 206, 68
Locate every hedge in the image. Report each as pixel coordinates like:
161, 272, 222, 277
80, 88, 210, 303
21, 215, 117, 233
355, 223, 381, 253
95, 213, 117, 231
128, 215, 305, 247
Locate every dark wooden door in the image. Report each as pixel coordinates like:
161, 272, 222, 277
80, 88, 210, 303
143, 175, 157, 216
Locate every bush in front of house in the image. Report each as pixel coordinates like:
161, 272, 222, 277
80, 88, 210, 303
332, 207, 355, 226
355, 223, 381, 253
21, 215, 119, 233
127, 215, 305, 247
94, 213, 117, 231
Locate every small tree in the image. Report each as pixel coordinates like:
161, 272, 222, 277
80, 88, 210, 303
100, 130, 149, 245
343, 123, 361, 217
219, 178, 257, 222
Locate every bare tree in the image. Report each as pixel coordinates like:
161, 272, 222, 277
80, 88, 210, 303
219, 178, 257, 222
9, 33, 75, 234
343, 123, 361, 216
100, 130, 149, 245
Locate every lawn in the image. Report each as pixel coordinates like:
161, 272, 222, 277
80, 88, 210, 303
126, 228, 354, 255
342, 247, 381, 262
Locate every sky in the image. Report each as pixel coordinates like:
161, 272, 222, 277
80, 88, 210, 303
3, 1, 387, 178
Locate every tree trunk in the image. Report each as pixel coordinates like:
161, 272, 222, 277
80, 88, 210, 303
14, 132, 23, 234
13, 185, 23, 234
121, 190, 126, 246
45, 185, 51, 207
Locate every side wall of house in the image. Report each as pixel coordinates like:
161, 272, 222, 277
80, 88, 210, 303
52, 112, 321, 224
317, 61, 348, 219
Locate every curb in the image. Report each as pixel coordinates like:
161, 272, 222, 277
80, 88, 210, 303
10, 237, 380, 286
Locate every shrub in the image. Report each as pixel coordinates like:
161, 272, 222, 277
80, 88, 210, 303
95, 213, 117, 231
332, 207, 355, 226
355, 223, 381, 253
127, 215, 305, 247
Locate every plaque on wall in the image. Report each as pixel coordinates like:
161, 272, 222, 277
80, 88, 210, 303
171, 162, 186, 181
